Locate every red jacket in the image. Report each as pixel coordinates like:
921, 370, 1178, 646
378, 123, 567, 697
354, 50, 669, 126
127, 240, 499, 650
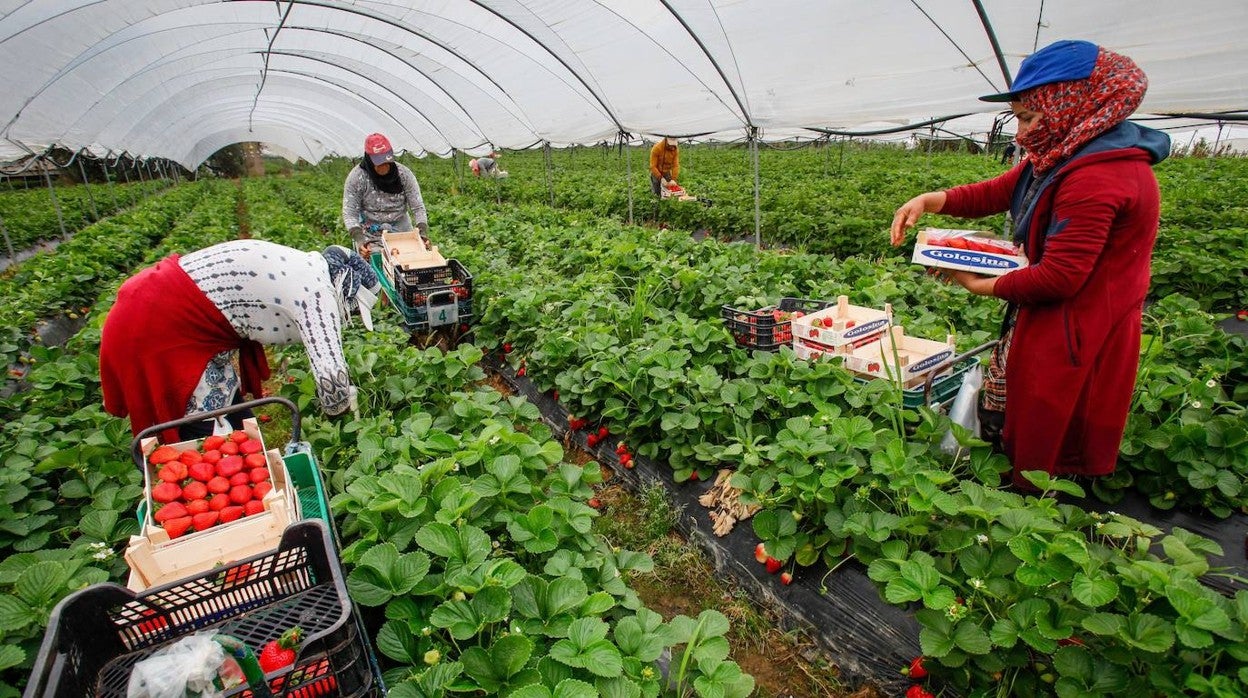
100, 255, 268, 443
942, 122, 1168, 482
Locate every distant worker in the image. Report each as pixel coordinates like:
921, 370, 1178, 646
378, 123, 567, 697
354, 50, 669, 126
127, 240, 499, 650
470, 151, 508, 179
649, 136, 680, 197
101, 241, 381, 442
1000, 141, 1017, 165
342, 132, 429, 255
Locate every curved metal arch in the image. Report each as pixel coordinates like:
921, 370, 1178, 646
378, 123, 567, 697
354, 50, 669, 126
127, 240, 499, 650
284, 25, 536, 140
460, 0, 624, 132
232, 0, 617, 127
125, 99, 358, 158
657, 0, 751, 126
805, 112, 975, 137
112, 74, 422, 154
971, 0, 1013, 89
61, 48, 441, 155
4, 2, 557, 147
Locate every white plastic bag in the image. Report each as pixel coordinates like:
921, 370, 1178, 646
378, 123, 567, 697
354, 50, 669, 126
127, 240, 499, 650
940, 365, 983, 455
126, 633, 245, 698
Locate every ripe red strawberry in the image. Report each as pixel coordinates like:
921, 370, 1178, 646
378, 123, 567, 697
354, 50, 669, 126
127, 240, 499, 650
905, 686, 934, 698
178, 450, 203, 466
207, 476, 231, 494
209, 493, 231, 511
188, 461, 215, 482
154, 501, 189, 523
587, 498, 601, 509
1237, 309, 1247, 321
258, 627, 303, 673
216, 456, 244, 478
502, 343, 513, 354
151, 482, 182, 503
765, 557, 782, 574
620, 454, 633, 469
203, 435, 226, 451
192, 511, 219, 531
597, 426, 609, 438
253, 482, 274, 500
586, 434, 599, 448
229, 485, 253, 505
148, 445, 179, 465
754, 543, 768, 564
244, 500, 265, 516
219, 441, 239, 456
135, 608, 167, 635
219, 506, 245, 523
186, 499, 210, 515
229, 472, 250, 487
906, 657, 927, 679
780, 572, 793, 586
229, 430, 249, 444
182, 481, 209, 501
287, 675, 336, 698
845, 320, 856, 328
688, 470, 700, 482
250, 468, 270, 483
201, 449, 222, 464
517, 366, 527, 377
163, 516, 193, 539
157, 463, 186, 483
552, 390, 559, 401
222, 562, 253, 588
259, 414, 272, 423
616, 442, 628, 454
244, 453, 267, 470
239, 439, 263, 455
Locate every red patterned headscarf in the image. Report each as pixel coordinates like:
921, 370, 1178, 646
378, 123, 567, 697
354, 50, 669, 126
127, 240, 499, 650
1016, 47, 1148, 173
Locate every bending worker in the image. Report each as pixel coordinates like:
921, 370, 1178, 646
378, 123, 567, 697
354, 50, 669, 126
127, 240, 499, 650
342, 132, 429, 254
649, 136, 680, 197
100, 241, 381, 442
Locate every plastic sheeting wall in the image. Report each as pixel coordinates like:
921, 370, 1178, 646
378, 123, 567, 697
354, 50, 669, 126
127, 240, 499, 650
1, 1, 1245, 168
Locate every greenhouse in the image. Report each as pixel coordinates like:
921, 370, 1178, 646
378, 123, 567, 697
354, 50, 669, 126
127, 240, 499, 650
2, 2, 1247, 698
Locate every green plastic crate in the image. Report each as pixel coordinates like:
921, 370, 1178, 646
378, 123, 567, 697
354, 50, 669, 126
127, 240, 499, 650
855, 359, 977, 409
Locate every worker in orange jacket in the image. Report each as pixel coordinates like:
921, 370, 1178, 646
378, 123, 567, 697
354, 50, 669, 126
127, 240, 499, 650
649, 137, 680, 197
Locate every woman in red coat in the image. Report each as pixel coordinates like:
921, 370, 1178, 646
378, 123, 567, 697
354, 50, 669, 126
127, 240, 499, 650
890, 40, 1170, 490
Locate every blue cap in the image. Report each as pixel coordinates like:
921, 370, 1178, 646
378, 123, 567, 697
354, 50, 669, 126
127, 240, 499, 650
980, 40, 1100, 103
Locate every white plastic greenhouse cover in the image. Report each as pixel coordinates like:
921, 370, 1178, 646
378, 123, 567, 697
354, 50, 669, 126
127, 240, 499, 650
1, 1, 1246, 168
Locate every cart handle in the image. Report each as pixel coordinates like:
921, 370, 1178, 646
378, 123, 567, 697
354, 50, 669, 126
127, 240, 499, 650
921, 340, 1000, 407
130, 396, 302, 470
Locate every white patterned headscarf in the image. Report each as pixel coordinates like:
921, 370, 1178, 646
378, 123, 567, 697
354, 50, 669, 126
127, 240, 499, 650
323, 245, 381, 330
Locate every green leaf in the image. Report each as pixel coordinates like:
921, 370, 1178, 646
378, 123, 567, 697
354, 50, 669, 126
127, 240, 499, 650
953, 621, 992, 655
1081, 613, 1125, 636
0, 595, 37, 633
1052, 645, 1093, 681
1071, 572, 1119, 608
376, 620, 418, 664
416, 522, 462, 558
0, 644, 24, 671
15, 561, 69, 608
1122, 613, 1175, 653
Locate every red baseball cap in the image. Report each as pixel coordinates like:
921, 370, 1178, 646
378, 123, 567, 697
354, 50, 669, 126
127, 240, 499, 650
364, 133, 394, 165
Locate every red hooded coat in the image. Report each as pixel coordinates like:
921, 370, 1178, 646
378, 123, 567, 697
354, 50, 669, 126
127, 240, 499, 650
941, 122, 1168, 483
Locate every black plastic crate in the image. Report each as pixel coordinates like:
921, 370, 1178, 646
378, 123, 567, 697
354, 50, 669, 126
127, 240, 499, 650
25, 521, 379, 698
720, 297, 837, 351
395, 259, 472, 309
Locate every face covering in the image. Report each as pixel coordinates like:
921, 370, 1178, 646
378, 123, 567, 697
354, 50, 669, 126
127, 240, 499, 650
359, 155, 403, 194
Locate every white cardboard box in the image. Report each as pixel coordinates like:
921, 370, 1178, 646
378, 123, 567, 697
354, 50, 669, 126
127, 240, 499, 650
789, 296, 891, 350
911, 228, 1028, 277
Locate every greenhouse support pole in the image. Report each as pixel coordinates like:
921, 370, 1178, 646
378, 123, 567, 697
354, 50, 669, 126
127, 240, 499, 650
543, 141, 555, 208
103, 158, 119, 211
623, 133, 634, 227
749, 126, 761, 247
43, 166, 68, 239
839, 136, 847, 170
0, 215, 15, 260
76, 155, 99, 221
120, 159, 136, 205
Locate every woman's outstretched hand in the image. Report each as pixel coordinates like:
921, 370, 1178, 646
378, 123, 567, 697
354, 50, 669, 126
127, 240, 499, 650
890, 191, 947, 246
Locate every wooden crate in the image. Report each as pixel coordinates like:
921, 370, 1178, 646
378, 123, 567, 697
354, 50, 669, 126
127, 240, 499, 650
790, 296, 891, 349
382, 230, 445, 271
125, 448, 296, 591
842, 326, 957, 388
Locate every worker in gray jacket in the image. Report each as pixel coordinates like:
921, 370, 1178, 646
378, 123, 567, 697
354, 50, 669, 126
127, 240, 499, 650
341, 132, 429, 254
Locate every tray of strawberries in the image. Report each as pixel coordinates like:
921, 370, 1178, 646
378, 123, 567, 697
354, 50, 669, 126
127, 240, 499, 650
720, 297, 837, 352
911, 228, 1028, 276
